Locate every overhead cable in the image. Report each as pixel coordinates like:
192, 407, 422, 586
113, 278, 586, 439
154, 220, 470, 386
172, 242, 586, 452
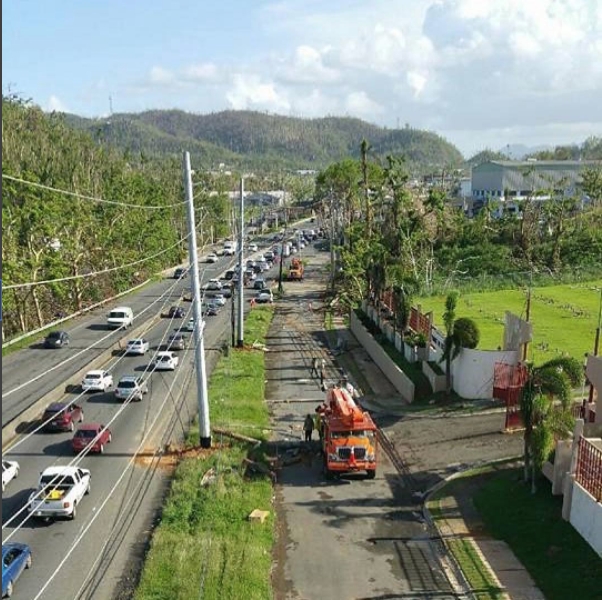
2, 174, 187, 209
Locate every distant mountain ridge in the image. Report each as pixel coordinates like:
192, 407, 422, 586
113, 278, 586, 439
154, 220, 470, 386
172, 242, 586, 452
63, 109, 465, 172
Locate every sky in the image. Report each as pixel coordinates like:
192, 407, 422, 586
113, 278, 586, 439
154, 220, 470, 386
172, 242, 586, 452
3, 0, 601, 158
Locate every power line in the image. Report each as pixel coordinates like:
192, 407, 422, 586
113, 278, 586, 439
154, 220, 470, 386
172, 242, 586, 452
2, 174, 187, 209
3, 236, 187, 290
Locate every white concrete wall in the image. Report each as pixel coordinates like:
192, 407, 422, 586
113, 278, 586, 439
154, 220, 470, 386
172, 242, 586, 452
451, 348, 520, 400
422, 361, 446, 394
350, 312, 415, 402
570, 481, 602, 557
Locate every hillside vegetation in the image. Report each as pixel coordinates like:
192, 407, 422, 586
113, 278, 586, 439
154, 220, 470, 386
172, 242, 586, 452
65, 109, 465, 172
1, 97, 230, 339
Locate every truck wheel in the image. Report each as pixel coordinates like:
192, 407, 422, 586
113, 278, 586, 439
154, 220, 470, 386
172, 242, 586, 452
323, 458, 334, 480
366, 469, 376, 480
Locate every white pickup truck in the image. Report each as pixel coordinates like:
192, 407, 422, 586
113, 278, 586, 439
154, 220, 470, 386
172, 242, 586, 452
28, 466, 91, 520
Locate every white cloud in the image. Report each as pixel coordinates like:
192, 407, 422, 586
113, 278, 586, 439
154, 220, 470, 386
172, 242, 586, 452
122, 0, 602, 155
149, 66, 174, 85
344, 91, 383, 117
182, 63, 219, 82
226, 74, 290, 113
46, 95, 67, 112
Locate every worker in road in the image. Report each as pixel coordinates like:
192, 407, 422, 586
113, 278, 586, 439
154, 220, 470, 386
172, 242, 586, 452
303, 414, 315, 442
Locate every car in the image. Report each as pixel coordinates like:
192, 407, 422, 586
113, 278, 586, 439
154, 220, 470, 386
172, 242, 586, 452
114, 375, 149, 401
42, 402, 84, 432
153, 351, 179, 371
182, 318, 196, 332
244, 269, 256, 281
248, 243, 258, 252
264, 250, 275, 261
2, 542, 32, 598
253, 278, 267, 290
82, 370, 114, 393
206, 278, 222, 291
224, 269, 235, 281
204, 303, 220, 317
173, 267, 188, 279
211, 293, 227, 306
106, 306, 134, 329
2, 460, 20, 493
165, 332, 187, 351
43, 330, 70, 349
256, 290, 274, 304
72, 423, 112, 454
206, 252, 219, 263
125, 338, 150, 356
167, 305, 185, 319
220, 285, 233, 298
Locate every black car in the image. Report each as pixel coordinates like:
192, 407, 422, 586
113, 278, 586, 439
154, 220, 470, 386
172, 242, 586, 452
205, 303, 220, 317
167, 306, 185, 319
44, 330, 70, 349
173, 267, 188, 279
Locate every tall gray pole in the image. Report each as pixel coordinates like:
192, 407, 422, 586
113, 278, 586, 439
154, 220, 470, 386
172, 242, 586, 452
237, 177, 245, 347
182, 151, 211, 448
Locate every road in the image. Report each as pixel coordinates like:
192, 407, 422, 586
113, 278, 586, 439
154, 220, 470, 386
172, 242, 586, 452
1, 243, 283, 600
267, 244, 523, 599
1, 258, 235, 428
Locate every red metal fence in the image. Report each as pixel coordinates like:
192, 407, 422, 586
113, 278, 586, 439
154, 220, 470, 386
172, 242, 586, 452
493, 362, 528, 430
575, 437, 602, 502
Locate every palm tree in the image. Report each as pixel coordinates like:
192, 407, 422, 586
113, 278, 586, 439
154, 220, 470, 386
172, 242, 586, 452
441, 291, 459, 398
519, 356, 582, 492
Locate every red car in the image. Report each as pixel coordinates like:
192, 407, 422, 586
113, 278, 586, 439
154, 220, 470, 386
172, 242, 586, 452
42, 402, 84, 432
71, 423, 112, 454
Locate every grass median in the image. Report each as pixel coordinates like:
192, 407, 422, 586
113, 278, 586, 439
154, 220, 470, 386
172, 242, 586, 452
135, 306, 275, 600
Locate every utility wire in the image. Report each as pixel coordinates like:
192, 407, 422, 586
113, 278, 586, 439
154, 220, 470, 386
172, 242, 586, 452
2, 299, 194, 534
2, 272, 186, 400
2, 174, 187, 209
2, 275, 185, 454
3, 236, 188, 290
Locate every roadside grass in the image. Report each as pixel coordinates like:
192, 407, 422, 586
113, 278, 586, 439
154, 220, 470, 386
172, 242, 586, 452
135, 306, 275, 600
415, 280, 602, 364
428, 464, 602, 600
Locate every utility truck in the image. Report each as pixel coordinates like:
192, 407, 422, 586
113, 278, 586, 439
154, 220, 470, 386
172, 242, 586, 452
223, 240, 238, 256
288, 257, 304, 281
28, 466, 91, 520
321, 386, 378, 480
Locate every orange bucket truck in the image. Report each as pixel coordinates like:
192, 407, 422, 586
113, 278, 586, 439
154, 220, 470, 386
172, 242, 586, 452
321, 386, 378, 479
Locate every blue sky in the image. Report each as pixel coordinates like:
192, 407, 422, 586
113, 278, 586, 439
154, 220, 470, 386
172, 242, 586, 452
3, 0, 601, 157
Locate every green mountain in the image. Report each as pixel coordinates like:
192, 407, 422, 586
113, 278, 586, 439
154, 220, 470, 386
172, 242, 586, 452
64, 109, 465, 172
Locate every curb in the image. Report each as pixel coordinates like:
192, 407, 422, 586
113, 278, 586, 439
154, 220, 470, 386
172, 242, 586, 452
2, 312, 163, 452
422, 456, 523, 600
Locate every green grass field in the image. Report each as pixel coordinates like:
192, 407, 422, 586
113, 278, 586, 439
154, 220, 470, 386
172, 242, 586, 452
417, 280, 602, 364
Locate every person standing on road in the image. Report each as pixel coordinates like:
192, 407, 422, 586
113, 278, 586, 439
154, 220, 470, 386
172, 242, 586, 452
310, 356, 319, 378
303, 414, 314, 442
319, 368, 326, 391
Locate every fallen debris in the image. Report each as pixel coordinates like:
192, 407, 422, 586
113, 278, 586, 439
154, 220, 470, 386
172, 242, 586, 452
200, 467, 217, 487
243, 458, 277, 483
248, 509, 270, 524
213, 427, 262, 447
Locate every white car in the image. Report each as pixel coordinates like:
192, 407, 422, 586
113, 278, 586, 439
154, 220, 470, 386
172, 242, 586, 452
82, 370, 114, 392
206, 278, 222, 291
182, 318, 206, 334
2, 460, 20, 492
249, 243, 258, 252
256, 290, 274, 304
125, 338, 150, 356
206, 253, 219, 263
152, 351, 179, 371
211, 294, 227, 307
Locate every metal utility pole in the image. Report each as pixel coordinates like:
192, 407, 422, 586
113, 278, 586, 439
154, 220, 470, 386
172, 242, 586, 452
182, 152, 211, 448
237, 177, 245, 347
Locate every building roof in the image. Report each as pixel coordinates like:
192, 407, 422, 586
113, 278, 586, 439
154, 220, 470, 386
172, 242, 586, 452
478, 160, 601, 169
